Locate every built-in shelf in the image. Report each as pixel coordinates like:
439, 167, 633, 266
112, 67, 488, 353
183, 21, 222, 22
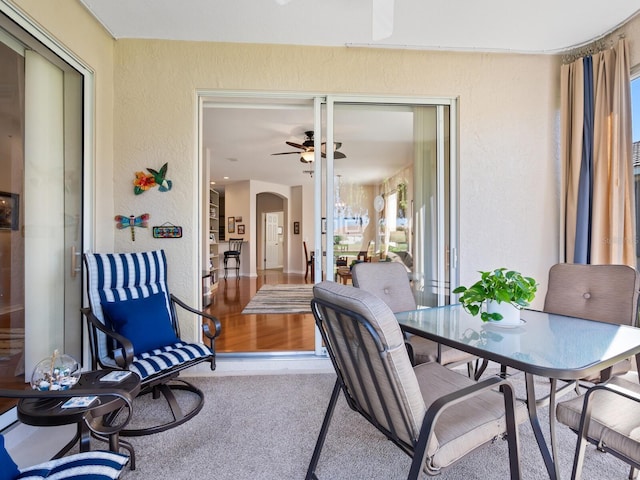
209, 189, 220, 290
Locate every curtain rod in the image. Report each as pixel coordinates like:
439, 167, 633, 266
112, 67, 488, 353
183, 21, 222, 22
561, 35, 624, 64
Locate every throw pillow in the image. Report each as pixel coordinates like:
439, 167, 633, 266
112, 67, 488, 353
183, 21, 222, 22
0, 435, 19, 480
101, 292, 179, 355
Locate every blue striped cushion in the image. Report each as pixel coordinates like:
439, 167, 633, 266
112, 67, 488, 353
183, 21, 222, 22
84, 250, 172, 363
128, 341, 212, 380
16, 451, 128, 479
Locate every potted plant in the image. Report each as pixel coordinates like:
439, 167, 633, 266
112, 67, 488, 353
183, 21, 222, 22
453, 268, 538, 323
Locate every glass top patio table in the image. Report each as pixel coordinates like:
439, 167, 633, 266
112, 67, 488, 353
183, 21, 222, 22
395, 304, 640, 380
396, 304, 640, 480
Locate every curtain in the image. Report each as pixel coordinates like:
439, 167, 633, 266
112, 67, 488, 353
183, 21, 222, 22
561, 38, 636, 267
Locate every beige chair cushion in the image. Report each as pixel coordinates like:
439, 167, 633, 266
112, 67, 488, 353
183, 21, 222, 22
312, 281, 427, 446
410, 335, 480, 365
414, 362, 528, 470
543, 264, 640, 381
351, 261, 417, 312
313, 281, 526, 473
543, 264, 640, 326
557, 376, 640, 464
352, 261, 476, 368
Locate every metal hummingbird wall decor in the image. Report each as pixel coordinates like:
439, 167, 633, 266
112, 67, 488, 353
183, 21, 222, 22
133, 162, 173, 195
115, 213, 149, 241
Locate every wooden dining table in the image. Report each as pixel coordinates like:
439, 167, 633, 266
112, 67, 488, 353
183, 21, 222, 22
395, 304, 640, 480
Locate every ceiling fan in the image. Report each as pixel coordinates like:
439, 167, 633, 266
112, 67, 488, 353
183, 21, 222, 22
272, 130, 346, 163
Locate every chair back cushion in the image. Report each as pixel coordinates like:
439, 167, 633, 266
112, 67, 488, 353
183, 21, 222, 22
0, 436, 19, 480
544, 264, 640, 326
352, 261, 417, 313
84, 250, 176, 363
101, 291, 179, 355
312, 281, 427, 447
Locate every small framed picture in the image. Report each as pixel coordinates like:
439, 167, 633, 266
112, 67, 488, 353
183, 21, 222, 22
0, 192, 19, 231
235, 216, 242, 222
293, 221, 300, 235
321, 217, 327, 234
228, 217, 235, 233
237, 224, 245, 234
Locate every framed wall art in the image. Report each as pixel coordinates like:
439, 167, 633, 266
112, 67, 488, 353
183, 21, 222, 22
0, 192, 19, 231
237, 224, 245, 234
228, 217, 235, 233
293, 221, 300, 235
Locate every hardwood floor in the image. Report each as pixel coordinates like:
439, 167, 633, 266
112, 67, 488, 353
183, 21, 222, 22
0, 270, 315, 415
204, 269, 317, 353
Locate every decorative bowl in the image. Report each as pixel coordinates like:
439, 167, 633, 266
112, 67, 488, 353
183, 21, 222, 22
30, 350, 81, 391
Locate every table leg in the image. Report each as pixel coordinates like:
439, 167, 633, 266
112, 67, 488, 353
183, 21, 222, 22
79, 421, 92, 452
525, 373, 560, 480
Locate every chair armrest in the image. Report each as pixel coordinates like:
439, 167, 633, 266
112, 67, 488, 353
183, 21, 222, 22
81, 307, 135, 368
170, 293, 222, 340
423, 375, 515, 428
582, 380, 640, 407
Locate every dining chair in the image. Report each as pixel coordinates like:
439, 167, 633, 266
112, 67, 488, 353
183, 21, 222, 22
556, 376, 640, 480
306, 281, 524, 479
351, 261, 486, 378
303, 241, 314, 280
543, 263, 640, 383
223, 238, 243, 279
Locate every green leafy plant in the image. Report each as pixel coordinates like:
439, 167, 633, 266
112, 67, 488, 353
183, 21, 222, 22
453, 268, 538, 322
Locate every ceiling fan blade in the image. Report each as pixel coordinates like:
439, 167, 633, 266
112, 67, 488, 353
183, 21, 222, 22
271, 151, 301, 155
372, 0, 394, 41
321, 142, 342, 152
285, 141, 305, 149
320, 151, 347, 159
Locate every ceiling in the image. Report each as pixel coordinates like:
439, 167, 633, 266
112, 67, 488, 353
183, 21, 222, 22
79, 0, 640, 191
80, 0, 639, 53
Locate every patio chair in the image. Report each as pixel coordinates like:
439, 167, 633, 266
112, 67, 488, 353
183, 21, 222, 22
306, 281, 524, 479
543, 263, 640, 383
351, 261, 487, 378
82, 249, 221, 436
556, 376, 640, 480
1, 434, 129, 480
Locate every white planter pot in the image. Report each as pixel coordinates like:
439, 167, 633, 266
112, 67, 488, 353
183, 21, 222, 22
486, 300, 521, 325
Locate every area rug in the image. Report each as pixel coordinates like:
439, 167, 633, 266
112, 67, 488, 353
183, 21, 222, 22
241, 284, 313, 314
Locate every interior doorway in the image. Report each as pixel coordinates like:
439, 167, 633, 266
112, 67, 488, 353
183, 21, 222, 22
263, 211, 282, 269
198, 92, 458, 356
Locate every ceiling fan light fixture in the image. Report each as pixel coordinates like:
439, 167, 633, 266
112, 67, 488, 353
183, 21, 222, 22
300, 151, 315, 163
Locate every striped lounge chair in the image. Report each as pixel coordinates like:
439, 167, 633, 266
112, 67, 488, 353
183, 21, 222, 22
82, 249, 221, 436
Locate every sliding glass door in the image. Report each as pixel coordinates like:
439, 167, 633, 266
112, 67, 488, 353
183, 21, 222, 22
318, 97, 456, 315
0, 6, 89, 424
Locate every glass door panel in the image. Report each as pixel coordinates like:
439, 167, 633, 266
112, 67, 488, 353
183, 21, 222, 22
325, 98, 455, 309
0, 30, 83, 420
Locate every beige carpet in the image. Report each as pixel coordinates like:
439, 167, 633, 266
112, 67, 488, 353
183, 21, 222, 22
241, 284, 313, 315
116, 370, 630, 480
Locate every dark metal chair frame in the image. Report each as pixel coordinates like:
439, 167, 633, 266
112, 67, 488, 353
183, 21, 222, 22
82, 257, 221, 437
306, 296, 521, 480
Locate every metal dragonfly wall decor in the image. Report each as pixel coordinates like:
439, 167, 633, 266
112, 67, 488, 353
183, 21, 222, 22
115, 213, 150, 241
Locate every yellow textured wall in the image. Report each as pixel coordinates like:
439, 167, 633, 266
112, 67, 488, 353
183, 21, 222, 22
13, 0, 116, 252
113, 40, 561, 312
